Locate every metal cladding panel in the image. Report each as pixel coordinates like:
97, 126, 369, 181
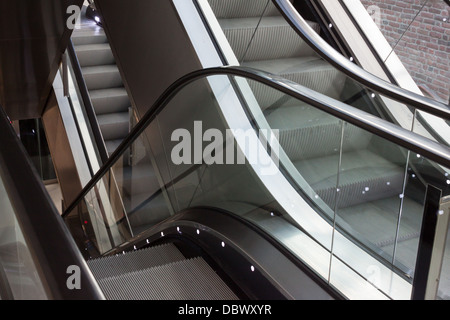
0, 0, 83, 120
94, 0, 203, 120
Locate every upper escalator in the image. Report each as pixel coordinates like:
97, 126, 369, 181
201, 0, 449, 144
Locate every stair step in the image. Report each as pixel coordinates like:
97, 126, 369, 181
87, 243, 186, 280
294, 149, 405, 209
105, 139, 124, 156
242, 56, 347, 106
75, 43, 115, 67
96, 257, 239, 300
219, 16, 320, 61
72, 29, 107, 46
90, 88, 131, 115
97, 111, 129, 141
82, 65, 124, 91
208, 0, 285, 19
114, 161, 160, 198
266, 104, 372, 161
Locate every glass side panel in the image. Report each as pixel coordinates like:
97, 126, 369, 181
438, 208, 450, 300
0, 175, 48, 300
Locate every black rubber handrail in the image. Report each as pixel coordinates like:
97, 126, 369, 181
0, 106, 105, 300
62, 66, 450, 219
273, 0, 450, 119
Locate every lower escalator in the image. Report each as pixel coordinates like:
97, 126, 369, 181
61, 64, 450, 300
87, 242, 238, 300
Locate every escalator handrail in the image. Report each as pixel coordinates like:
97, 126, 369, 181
0, 106, 105, 300
62, 65, 450, 219
272, 0, 450, 119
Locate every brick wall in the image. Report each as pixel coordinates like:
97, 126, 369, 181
359, 0, 449, 103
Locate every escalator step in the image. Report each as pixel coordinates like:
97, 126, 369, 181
87, 243, 186, 280
243, 56, 347, 103
208, 0, 284, 19
75, 43, 115, 67
97, 111, 129, 141
96, 257, 238, 300
81, 65, 124, 91
219, 16, 320, 61
90, 88, 131, 115
72, 29, 107, 46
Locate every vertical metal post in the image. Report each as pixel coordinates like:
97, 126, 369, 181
62, 52, 69, 97
411, 185, 443, 300
424, 195, 450, 300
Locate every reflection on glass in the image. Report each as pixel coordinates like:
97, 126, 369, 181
18, 119, 57, 182
0, 176, 48, 299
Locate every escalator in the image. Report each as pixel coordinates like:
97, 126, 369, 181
196, 0, 450, 278
58, 59, 450, 300
52, 0, 450, 300
1, 0, 447, 301
87, 243, 239, 300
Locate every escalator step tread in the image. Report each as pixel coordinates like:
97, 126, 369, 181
294, 149, 405, 209
219, 16, 320, 61
96, 257, 239, 300
90, 87, 131, 115
81, 65, 124, 91
208, 0, 285, 19
87, 243, 186, 280
97, 111, 129, 141
242, 56, 347, 104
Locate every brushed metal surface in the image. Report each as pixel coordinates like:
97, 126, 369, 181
0, 0, 84, 120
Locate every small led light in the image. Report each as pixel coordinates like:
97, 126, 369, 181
329, 23, 333, 28
221, 242, 225, 248
439, 210, 445, 216
95, 16, 100, 22
197, 229, 200, 235
251, 266, 255, 272
349, 57, 354, 62
133, 245, 137, 250
161, 232, 164, 237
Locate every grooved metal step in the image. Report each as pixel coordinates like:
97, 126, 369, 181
89, 88, 131, 115
87, 243, 186, 280
97, 111, 130, 141
88, 244, 239, 300
81, 65, 124, 91
75, 43, 115, 67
